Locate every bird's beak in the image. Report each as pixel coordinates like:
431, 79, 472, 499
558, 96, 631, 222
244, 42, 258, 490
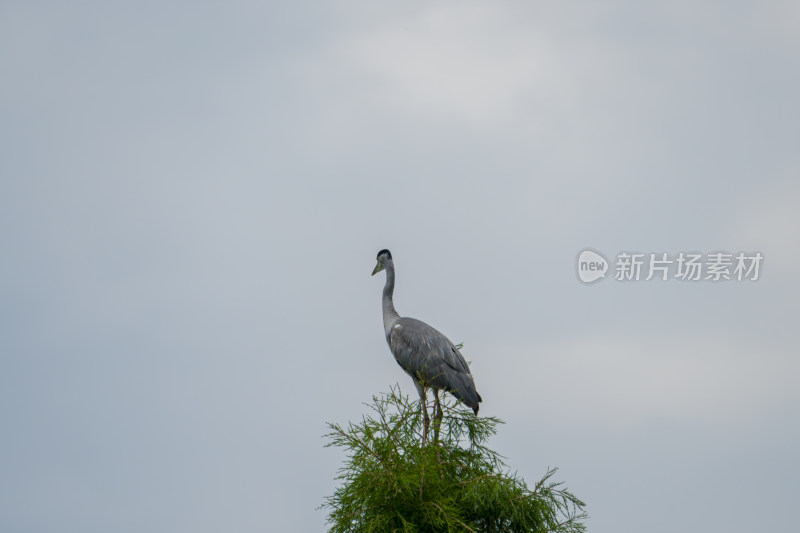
372, 261, 384, 276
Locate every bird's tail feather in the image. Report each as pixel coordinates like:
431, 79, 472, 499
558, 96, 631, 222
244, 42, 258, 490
446, 375, 482, 416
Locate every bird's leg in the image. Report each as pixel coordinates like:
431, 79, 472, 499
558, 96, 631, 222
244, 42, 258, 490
422, 389, 430, 445
432, 389, 442, 444
415, 381, 429, 445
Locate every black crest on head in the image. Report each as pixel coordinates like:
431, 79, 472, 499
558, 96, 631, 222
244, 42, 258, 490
377, 249, 392, 260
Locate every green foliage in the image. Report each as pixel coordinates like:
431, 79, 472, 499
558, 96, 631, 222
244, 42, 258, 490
323, 386, 587, 532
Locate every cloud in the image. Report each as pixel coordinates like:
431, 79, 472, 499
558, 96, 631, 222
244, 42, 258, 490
732, 174, 800, 276
343, 2, 559, 124
493, 330, 798, 428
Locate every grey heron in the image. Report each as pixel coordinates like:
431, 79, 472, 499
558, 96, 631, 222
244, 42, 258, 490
371, 249, 482, 440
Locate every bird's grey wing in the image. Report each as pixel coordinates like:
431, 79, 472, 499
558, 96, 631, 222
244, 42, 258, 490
389, 318, 472, 377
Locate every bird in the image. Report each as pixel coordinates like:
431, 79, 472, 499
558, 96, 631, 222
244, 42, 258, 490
371, 249, 482, 440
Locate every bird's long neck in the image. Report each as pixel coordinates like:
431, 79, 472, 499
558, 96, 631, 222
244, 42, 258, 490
382, 260, 400, 335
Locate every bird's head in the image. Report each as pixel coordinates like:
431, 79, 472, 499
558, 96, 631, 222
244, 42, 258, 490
372, 249, 392, 276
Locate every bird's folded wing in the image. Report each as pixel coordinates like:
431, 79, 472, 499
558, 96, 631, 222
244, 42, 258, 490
389, 317, 471, 376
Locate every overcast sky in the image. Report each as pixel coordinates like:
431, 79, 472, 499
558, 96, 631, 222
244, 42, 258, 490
1, 1, 799, 532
